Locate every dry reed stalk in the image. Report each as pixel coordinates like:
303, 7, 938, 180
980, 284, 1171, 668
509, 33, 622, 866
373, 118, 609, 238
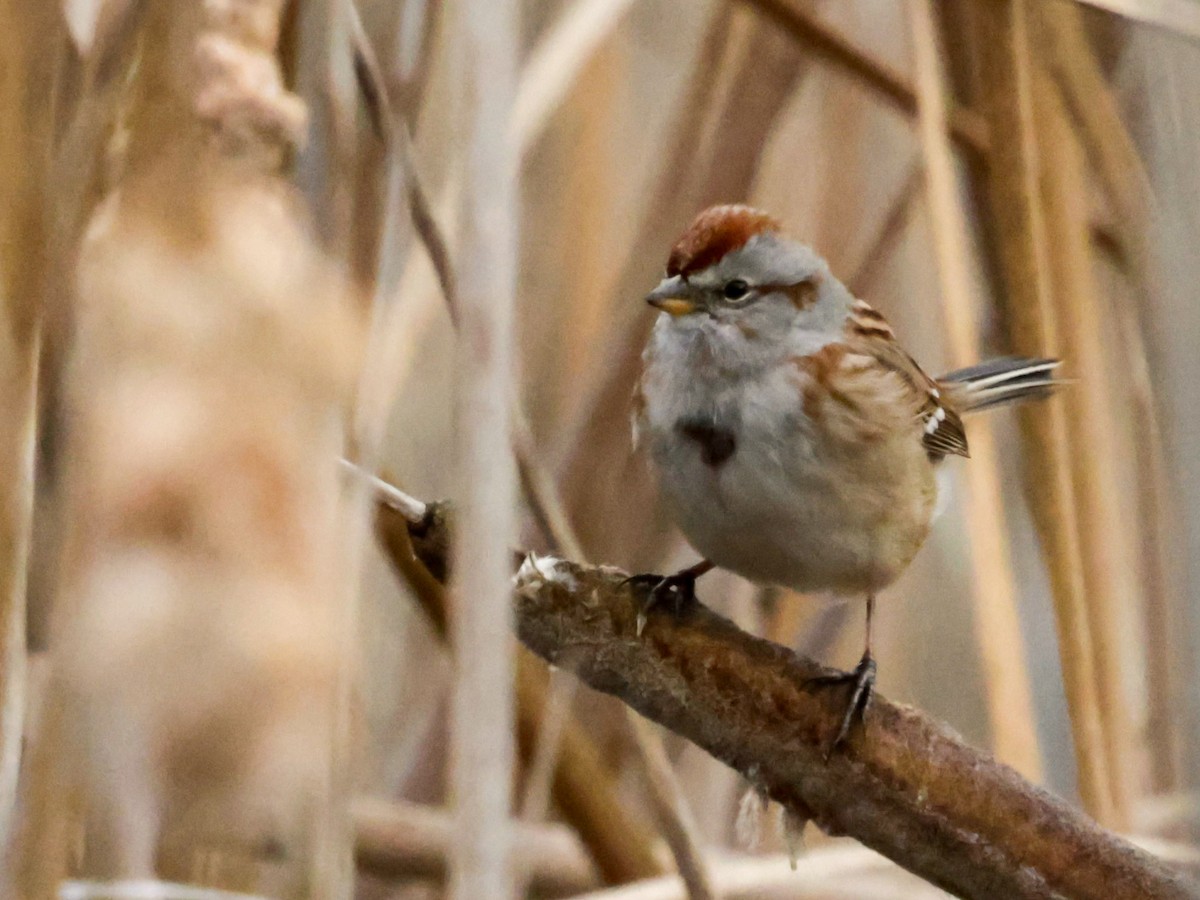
4, 8, 145, 891
511, 0, 639, 160
346, 8, 439, 298
348, 30, 671, 885
1068, 0, 1200, 40
628, 716, 720, 900
1036, 1, 1182, 792
974, 0, 1114, 825
1037, 3, 1154, 259
1102, 274, 1180, 791
344, 0, 442, 288
444, 0, 520, 895
846, 162, 922, 297
290, 0, 357, 264
906, 0, 1042, 780
735, 0, 989, 158
516, 665, 578, 823
555, 40, 622, 407
373, 512, 664, 883
569, 845, 949, 900
0, 0, 58, 853
11, 2, 359, 896
353, 798, 598, 897
349, 0, 640, 405
1034, 66, 1136, 829
562, 5, 802, 567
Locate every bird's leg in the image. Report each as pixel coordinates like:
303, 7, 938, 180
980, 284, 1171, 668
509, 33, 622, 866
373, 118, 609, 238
622, 559, 715, 636
808, 593, 877, 756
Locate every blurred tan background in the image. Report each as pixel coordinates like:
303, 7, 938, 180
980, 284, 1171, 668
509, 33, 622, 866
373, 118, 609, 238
3, 0, 1199, 897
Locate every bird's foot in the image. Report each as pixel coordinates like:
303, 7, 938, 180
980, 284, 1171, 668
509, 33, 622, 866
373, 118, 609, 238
621, 570, 701, 636
808, 652, 876, 758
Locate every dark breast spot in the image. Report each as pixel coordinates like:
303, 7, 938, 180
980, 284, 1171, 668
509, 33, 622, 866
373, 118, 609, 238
677, 418, 737, 468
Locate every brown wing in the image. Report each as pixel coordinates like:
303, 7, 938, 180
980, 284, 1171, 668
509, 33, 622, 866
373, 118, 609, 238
845, 300, 968, 459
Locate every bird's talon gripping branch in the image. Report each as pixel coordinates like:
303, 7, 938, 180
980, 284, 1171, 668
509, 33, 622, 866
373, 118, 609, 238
809, 652, 877, 757
622, 573, 696, 637
621, 559, 714, 636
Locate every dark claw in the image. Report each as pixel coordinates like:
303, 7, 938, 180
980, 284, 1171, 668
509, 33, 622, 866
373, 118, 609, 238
620, 571, 700, 636
808, 653, 876, 757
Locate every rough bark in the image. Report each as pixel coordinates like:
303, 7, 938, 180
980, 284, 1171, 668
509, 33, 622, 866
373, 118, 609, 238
378, 499, 1200, 900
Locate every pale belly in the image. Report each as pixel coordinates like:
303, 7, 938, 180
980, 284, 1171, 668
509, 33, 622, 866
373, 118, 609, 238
647, 407, 937, 596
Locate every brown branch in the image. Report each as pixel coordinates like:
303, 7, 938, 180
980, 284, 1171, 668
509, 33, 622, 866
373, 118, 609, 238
734, 0, 989, 159
375, 496, 1199, 900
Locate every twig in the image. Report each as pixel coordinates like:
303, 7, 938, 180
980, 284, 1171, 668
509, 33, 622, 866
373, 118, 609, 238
376, 497, 1200, 900
340, 459, 428, 522
347, 5, 459, 326
906, 0, 1042, 780
353, 798, 598, 897
734, 0, 989, 159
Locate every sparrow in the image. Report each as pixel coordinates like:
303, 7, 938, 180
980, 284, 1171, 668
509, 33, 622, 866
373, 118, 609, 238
631, 204, 1058, 750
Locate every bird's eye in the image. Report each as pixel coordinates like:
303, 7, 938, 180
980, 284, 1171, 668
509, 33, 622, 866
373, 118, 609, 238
722, 279, 750, 301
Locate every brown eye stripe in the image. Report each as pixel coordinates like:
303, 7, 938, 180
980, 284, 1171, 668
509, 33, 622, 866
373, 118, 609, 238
748, 279, 818, 310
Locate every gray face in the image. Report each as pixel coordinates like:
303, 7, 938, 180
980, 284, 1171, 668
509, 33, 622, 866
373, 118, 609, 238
646, 233, 853, 349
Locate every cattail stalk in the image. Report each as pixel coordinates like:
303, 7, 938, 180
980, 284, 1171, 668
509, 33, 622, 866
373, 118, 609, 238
0, 0, 55, 850
974, 0, 1114, 824
446, 0, 520, 895
1034, 62, 1135, 829
907, 0, 1043, 780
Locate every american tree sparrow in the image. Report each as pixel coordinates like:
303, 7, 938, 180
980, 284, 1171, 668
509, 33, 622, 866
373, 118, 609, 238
631, 205, 1058, 750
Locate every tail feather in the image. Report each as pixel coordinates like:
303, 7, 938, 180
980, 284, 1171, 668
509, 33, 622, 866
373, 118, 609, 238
938, 356, 1061, 413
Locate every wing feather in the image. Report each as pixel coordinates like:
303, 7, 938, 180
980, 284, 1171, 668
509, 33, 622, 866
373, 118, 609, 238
845, 300, 968, 459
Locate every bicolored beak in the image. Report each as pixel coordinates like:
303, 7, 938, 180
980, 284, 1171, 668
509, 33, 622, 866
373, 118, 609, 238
646, 275, 699, 317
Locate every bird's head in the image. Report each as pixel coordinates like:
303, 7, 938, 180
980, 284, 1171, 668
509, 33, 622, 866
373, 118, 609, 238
646, 205, 851, 355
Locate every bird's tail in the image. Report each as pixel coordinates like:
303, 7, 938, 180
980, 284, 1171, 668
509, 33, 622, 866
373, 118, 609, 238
937, 357, 1061, 413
